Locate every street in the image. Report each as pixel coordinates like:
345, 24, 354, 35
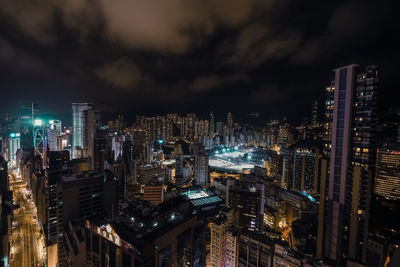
9, 170, 46, 267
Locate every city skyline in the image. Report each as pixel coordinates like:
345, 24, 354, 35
0, 1, 399, 267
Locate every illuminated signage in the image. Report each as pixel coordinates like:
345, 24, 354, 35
96, 224, 121, 247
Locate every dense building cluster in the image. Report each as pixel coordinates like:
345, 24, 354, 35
0, 64, 399, 267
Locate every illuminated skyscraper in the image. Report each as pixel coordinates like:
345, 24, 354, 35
7, 133, 20, 161
320, 65, 379, 266
72, 103, 93, 158
293, 147, 320, 194
47, 119, 62, 151
375, 144, 400, 200
208, 209, 235, 267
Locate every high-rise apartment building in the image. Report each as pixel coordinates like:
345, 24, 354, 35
209, 111, 215, 137
319, 65, 379, 266
194, 148, 209, 187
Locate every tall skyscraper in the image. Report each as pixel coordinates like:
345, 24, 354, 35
292, 147, 320, 194
320, 65, 379, 266
209, 111, 215, 137
375, 144, 400, 200
208, 208, 235, 267
7, 133, 20, 161
47, 120, 62, 151
72, 103, 93, 158
83, 109, 100, 168
194, 147, 209, 187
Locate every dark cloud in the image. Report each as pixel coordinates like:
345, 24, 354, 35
0, 38, 46, 72
189, 75, 222, 92
292, 0, 387, 65
228, 24, 302, 67
0, 0, 398, 119
0, 0, 267, 53
94, 58, 143, 90
188, 73, 249, 93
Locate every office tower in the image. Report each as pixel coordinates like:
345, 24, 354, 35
85, 196, 197, 266
48, 120, 62, 151
227, 178, 264, 231
107, 160, 127, 214
93, 129, 107, 172
312, 100, 318, 127
18, 102, 38, 149
72, 103, 93, 158
292, 147, 320, 194
83, 109, 100, 167
7, 133, 20, 161
175, 151, 184, 178
122, 140, 133, 176
194, 148, 209, 187
43, 150, 70, 265
209, 111, 215, 137
320, 65, 379, 266
375, 144, 400, 200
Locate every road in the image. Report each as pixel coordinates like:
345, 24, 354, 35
9, 170, 46, 267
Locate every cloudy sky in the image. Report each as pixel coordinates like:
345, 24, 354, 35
0, 0, 399, 121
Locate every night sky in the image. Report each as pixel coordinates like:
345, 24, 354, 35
0, 0, 399, 122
